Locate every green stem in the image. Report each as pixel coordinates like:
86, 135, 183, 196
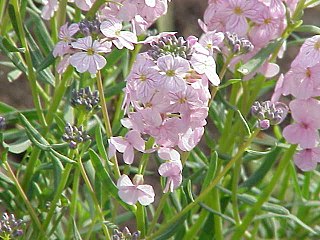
231, 155, 242, 225
43, 163, 74, 232
212, 187, 223, 240
138, 138, 154, 175
231, 144, 297, 240
136, 204, 146, 238
148, 192, 169, 234
96, 71, 121, 178
4, 161, 45, 236
11, 0, 46, 126
66, 167, 80, 239
146, 129, 260, 239
57, 0, 68, 28
78, 157, 111, 239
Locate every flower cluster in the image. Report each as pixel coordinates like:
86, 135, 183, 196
109, 33, 220, 205
62, 123, 91, 149
112, 227, 140, 240
200, 0, 288, 78
272, 35, 320, 171
71, 87, 100, 111
0, 213, 23, 238
42, 0, 171, 35
251, 101, 288, 130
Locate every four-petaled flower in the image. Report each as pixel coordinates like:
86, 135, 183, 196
117, 175, 155, 205
70, 36, 111, 74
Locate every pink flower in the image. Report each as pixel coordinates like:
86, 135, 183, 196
117, 175, 155, 205
53, 23, 79, 57
74, 0, 95, 11
292, 35, 320, 67
199, 31, 224, 55
216, 0, 259, 36
168, 85, 202, 114
282, 63, 320, 99
126, 54, 159, 101
294, 147, 320, 171
41, 0, 58, 20
158, 161, 182, 192
100, 18, 137, 50
157, 147, 181, 163
249, 8, 283, 48
271, 74, 284, 103
178, 127, 204, 151
283, 98, 320, 148
191, 48, 220, 86
69, 36, 111, 74
157, 55, 190, 92
145, 0, 156, 7
108, 130, 145, 164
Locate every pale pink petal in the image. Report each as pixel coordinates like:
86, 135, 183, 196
118, 187, 139, 205
283, 124, 319, 148
137, 185, 155, 205
110, 137, 128, 153
294, 149, 318, 171
117, 175, 134, 187
126, 130, 145, 152
157, 148, 180, 162
123, 146, 134, 164
69, 52, 90, 73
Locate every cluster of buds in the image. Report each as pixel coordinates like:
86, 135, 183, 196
0, 213, 23, 238
0, 116, 5, 130
78, 19, 101, 36
62, 123, 90, 149
251, 101, 288, 130
112, 227, 140, 240
71, 87, 100, 111
148, 35, 194, 60
224, 32, 254, 55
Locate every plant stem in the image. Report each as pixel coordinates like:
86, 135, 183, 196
66, 167, 80, 239
136, 204, 146, 238
43, 163, 74, 232
96, 71, 121, 178
11, 0, 46, 126
146, 129, 260, 239
231, 144, 297, 240
148, 192, 169, 234
57, 0, 68, 28
77, 156, 111, 239
4, 161, 45, 236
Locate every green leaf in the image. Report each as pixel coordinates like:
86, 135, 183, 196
238, 39, 283, 75
2, 138, 31, 154
1, 38, 25, 52
218, 78, 242, 90
240, 147, 281, 189
89, 149, 135, 212
19, 113, 48, 145
295, 25, 320, 34
7, 69, 22, 82
36, 52, 55, 71
8, 4, 21, 42
153, 215, 187, 240
201, 151, 218, 191
94, 126, 109, 164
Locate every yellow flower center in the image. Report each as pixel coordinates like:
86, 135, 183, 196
314, 41, 320, 50
179, 97, 187, 104
87, 48, 95, 55
264, 18, 272, 24
139, 74, 147, 81
234, 6, 243, 15
166, 70, 176, 76
306, 68, 311, 78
